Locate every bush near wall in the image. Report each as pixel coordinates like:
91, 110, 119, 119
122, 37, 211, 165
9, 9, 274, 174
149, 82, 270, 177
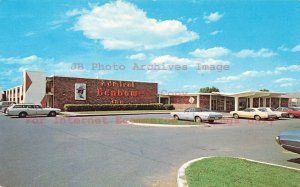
64, 103, 174, 112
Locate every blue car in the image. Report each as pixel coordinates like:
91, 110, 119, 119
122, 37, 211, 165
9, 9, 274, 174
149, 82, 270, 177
276, 130, 300, 154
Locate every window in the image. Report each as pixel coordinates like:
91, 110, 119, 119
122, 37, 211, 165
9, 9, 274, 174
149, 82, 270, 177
14, 105, 24, 108
35, 105, 42, 109
258, 108, 267, 112
184, 108, 191, 112
244, 109, 251, 112
27, 105, 35, 109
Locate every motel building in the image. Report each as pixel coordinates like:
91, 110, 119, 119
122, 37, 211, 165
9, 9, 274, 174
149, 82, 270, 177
2, 70, 291, 112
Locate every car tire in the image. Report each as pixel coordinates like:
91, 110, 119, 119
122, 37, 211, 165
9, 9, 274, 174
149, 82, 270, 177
289, 114, 294, 118
194, 116, 202, 123
208, 120, 214, 124
49, 111, 57, 117
233, 113, 239, 119
254, 115, 261, 121
173, 115, 179, 120
19, 112, 27, 118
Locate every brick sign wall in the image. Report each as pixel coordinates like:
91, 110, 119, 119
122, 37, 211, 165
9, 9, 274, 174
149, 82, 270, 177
52, 76, 158, 109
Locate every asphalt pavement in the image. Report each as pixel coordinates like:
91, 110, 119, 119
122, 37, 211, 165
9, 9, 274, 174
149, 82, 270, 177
0, 113, 299, 187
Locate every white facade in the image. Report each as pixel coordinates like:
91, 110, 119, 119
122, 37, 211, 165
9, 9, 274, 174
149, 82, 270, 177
23, 71, 46, 105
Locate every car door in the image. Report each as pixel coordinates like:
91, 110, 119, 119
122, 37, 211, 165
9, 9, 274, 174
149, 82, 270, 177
186, 108, 195, 120
180, 108, 191, 120
238, 109, 248, 118
26, 105, 37, 115
35, 105, 45, 115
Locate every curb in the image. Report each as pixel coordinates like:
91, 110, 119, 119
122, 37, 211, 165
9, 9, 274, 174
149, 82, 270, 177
127, 120, 210, 128
60, 112, 171, 117
177, 156, 300, 187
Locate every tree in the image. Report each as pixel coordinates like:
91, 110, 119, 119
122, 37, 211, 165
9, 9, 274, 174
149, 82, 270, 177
199, 86, 220, 93
259, 89, 269, 92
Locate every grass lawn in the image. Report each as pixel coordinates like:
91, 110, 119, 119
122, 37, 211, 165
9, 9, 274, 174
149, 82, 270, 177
75, 110, 175, 115
185, 157, 300, 187
130, 118, 202, 125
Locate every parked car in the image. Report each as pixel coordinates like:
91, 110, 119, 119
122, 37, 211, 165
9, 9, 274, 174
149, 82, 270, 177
0, 101, 16, 113
6, 103, 61, 118
170, 107, 223, 123
230, 108, 277, 120
276, 130, 300, 154
258, 107, 289, 119
276, 107, 300, 118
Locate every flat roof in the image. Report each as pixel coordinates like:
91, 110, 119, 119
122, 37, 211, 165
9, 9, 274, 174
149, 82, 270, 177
159, 91, 287, 98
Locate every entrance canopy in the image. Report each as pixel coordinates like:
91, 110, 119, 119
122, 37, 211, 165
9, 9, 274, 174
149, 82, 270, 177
212, 91, 285, 98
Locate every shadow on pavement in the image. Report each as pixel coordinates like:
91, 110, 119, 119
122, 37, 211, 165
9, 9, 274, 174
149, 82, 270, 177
287, 157, 300, 164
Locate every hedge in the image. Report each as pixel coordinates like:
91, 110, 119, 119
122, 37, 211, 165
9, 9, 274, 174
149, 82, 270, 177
64, 103, 174, 112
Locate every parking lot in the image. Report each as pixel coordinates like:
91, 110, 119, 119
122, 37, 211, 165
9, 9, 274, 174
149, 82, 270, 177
0, 113, 299, 187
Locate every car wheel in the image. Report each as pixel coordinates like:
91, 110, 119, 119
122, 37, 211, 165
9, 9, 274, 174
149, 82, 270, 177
19, 112, 27, 118
233, 113, 239, 119
49, 111, 57, 117
289, 114, 294, 118
208, 120, 214, 124
254, 115, 261, 121
195, 116, 202, 123
173, 115, 179, 120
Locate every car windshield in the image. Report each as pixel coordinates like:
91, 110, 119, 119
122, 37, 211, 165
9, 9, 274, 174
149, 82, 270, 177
270, 108, 276, 111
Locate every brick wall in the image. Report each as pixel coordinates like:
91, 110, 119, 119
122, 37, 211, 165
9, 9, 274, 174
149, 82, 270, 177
52, 76, 158, 110
200, 95, 210, 109
170, 96, 197, 104
169, 95, 210, 109
281, 98, 289, 107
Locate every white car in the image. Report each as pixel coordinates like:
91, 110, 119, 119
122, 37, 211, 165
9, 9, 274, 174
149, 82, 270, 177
258, 107, 289, 118
6, 103, 61, 118
170, 107, 223, 123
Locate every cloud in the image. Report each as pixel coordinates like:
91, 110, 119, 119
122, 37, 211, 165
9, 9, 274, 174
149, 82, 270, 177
127, 53, 147, 60
190, 47, 230, 58
276, 65, 300, 71
235, 48, 276, 58
291, 44, 300, 52
203, 12, 223, 23
71, 1, 198, 50
187, 17, 198, 23
210, 30, 222, 36
277, 45, 289, 52
215, 70, 279, 83
151, 55, 192, 65
274, 78, 296, 83
0, 55, 41, 64
279, 83, 295, 87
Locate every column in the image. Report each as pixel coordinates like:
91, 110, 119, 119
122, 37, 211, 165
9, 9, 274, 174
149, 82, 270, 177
224, 97, 227, 111
259, 98, 261, 107
168, 96, 170, 104
250, 97, 253, 108
279, 98, 281, 107
158, 95, 161, 103
209, 95, 212, 110
269, 98, 272, 107
263, 98, 266, 107
234, 97, 239, 111
197, 95, 200, 107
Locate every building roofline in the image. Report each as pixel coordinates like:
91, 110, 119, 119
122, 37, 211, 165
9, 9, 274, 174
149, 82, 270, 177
48, 75, 158, 84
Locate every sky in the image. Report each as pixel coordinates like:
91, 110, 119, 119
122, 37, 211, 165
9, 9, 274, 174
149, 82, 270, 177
0, 0, 300, 94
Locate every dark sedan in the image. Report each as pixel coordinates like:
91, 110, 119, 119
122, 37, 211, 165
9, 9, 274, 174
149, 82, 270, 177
276, 130, 300, 154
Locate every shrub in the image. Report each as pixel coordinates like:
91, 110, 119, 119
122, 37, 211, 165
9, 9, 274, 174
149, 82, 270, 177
64, 103, 175, 112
